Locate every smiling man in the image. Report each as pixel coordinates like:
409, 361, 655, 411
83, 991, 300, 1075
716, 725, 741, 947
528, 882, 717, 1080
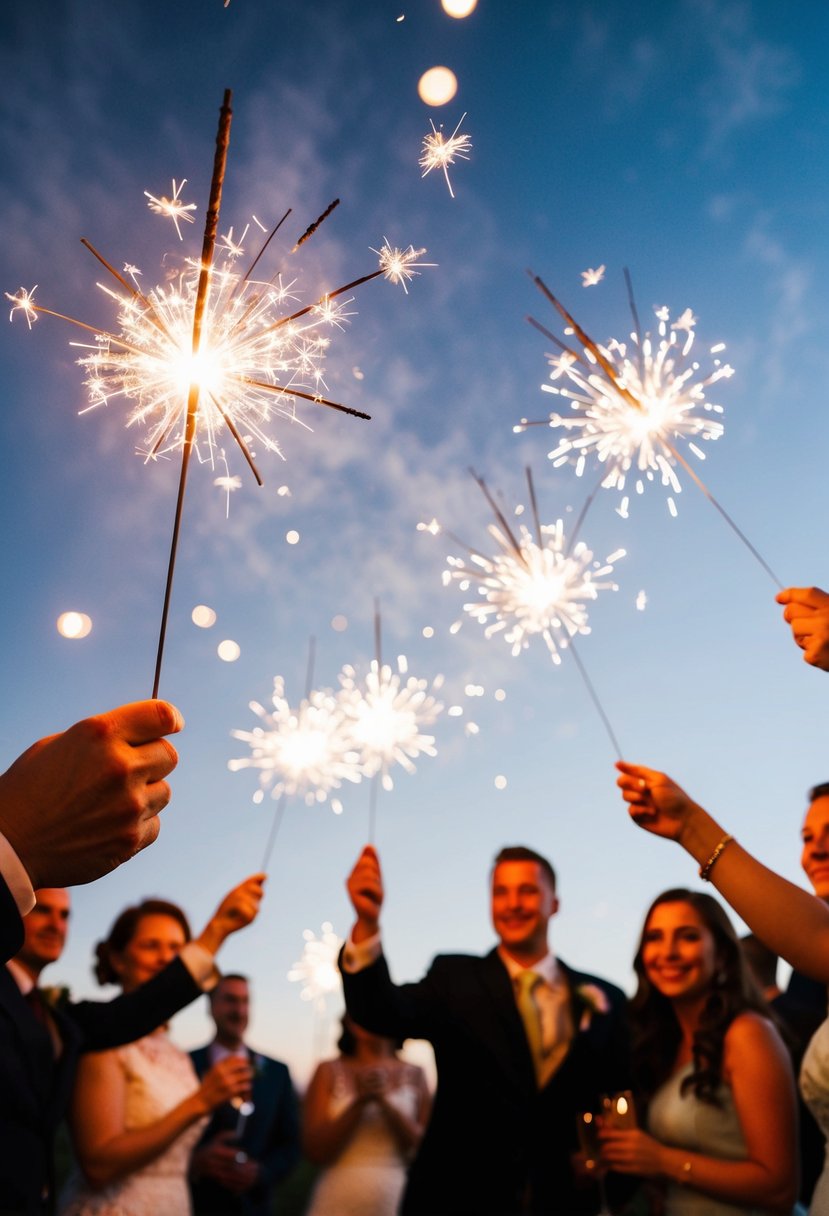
341, 844, 631, 1215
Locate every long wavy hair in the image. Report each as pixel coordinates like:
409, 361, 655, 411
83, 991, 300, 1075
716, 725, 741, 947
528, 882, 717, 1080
94, 898, 192, 986
630, 888, 768, 1107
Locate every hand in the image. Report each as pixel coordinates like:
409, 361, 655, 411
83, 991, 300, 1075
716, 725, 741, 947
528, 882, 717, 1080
777, 586, 829, 671
347, 846, 383, 940
357, 1065, 389, 1097
197, 874, 266, 954
616, 762, 700, 842
196, 1057, 253, 1114
0, 700, 183, 889
192, 1130, 260, 1192
598, 1127, 664, 1177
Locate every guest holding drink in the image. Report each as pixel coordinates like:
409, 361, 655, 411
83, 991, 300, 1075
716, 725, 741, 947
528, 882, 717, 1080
599, 889, 798, 1215
60, 877, 263, 1215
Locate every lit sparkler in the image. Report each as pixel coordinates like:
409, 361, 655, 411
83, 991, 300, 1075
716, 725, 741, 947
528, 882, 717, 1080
144, 178, 197, 240
288, 922, 343, 1007
433, 470, 625, 756
229, 676, 362, 811
419, 113, 472, 198
518, 275, 731, 516
338, 658, 444, 793
439, 472, 624, 665
7, 89, 434, 693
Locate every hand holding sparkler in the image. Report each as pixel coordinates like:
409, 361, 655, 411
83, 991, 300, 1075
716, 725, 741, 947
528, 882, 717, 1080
0, 699, 183, 892
195, 873, 266, 956
615, 762, 706, 843
346, 846, 384, 942
776, 586, 829, 671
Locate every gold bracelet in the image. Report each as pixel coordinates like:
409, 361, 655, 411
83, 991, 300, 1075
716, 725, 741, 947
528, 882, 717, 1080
699, 834, 734, 881
679, 1160, 692, 1186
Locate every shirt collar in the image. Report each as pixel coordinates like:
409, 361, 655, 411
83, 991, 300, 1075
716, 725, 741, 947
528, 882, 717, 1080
6, 958, 35, 995
497, 948, 560, 988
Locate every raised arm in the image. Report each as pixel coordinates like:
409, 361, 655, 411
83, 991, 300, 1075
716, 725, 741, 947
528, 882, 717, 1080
616, 761, 829, 981
346, 846, 383, 943
194, 873, 266, 956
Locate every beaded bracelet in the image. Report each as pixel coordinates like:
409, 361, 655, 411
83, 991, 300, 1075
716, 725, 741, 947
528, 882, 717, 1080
699, 834, 734, 882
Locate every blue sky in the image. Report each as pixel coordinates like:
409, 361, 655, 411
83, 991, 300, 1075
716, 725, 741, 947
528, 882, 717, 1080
2, 0, 828, 1085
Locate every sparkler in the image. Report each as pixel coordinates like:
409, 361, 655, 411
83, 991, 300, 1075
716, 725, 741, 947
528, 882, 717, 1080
434, 469, 625, 756
419, 113, 472, 199
229, 673, 363, 869
288, 922, 343, 1008
6, 90, 434, 694
519, 271, 781, 585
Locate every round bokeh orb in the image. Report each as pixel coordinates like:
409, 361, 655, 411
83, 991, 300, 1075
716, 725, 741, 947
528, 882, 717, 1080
441, 0, 477, 16
217, 639, 241, 662
57, 611, 92, 639
417, 66, 458, 106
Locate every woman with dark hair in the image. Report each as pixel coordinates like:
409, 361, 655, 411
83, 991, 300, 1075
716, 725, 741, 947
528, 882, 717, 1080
59, 878, 263, 1215
303, 1015, 430, 1216
599, 889, 798, 1215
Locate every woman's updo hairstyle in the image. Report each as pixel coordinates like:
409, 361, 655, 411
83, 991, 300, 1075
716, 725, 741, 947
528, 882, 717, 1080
94, 898, 192, 986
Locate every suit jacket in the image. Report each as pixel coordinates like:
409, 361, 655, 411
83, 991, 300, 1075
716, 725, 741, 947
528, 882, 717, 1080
342, 948, 631, 1216
0, 873, 24, 965
189, 1045, 300, 1216
0, 884, 203, 1215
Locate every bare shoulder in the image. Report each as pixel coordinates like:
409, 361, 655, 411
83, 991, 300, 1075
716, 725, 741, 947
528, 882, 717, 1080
724, 1011, 787, 1067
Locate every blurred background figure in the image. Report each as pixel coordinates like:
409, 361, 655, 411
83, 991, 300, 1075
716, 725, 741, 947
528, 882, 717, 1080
600, 889, 798, 1215
60, 879, 263, 1215
302, 1015, 430, 1216
190, 973, 300, 1215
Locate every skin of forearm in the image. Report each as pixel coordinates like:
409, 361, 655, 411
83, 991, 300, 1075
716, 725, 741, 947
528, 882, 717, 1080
303, 1098, 367, 1165
79, 1092, 208, 1188
681, 807, 829, 981
656, 1144, 793, 1212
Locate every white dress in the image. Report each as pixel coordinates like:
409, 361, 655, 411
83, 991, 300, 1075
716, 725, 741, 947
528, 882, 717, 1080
60, 1029, 207, 1216
306, 1060, 422, 1216
800, 1017, 829, 1215
648, 1062, 780, 1216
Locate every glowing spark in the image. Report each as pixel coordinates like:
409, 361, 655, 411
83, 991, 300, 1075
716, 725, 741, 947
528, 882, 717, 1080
5, 287, 38, 329
339, 658, 443, 791
213, 449, 241, 517
521, 278, 733, 510
229, 676, 363, 808
417, 517, 442, 535
144, 179, 197, 240
581, 265, 605, 287
287, 922, 343, 1005
373, 240, 435, 293
439, 483, 623, 665
636, 589, 648, 611
419, 113, 472, 199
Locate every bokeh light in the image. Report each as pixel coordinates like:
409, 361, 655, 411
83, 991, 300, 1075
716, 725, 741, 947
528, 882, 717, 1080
217, 639, 241, 662
57, 611, 92, 639
286, 530, 300, 545
418, 66, 458, 106
441, 0, 477, 15
192, 604, 217, 628
494, 774, 507, 790
331, 614, 348, 632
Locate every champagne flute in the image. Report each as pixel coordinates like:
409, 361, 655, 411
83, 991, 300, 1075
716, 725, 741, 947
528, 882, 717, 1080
576, 1110, 611, 1216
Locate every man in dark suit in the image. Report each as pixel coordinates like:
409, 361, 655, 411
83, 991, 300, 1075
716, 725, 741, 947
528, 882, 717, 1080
341, 844, 630, 1216
1, 877, 263, 1214
190, 974, 300, 1215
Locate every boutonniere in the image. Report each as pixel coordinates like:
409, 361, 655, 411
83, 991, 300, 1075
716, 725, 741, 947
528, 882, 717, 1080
576, 983, 609, 1031
40, 985, 70, 1010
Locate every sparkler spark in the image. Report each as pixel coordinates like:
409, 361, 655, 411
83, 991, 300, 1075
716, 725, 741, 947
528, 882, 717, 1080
581, 265, 605, 287
229, 676, 362, 811
419, 113, 472, 198
287, 922, 343, 1005
338, 658, 443, 791
144, 178, 197, 240
373, 240, 435, 294
519, 276, 733, 510
438, 473, 624, 666
6, 286, 38, 329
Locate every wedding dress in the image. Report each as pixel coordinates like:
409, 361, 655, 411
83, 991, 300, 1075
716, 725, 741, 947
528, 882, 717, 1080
306, 1060, 422, 1216
800, 1018, 829, 1215
648, 1062, 781, 1216
60, 1029, 207, 1216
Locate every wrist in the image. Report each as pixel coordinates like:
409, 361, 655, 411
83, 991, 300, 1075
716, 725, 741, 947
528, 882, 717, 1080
677, 805, 722, 863
352, 916, 379, 943
196, 920, 225, 955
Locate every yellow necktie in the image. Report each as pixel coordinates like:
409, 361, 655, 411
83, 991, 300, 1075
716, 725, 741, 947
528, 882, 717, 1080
515, 970, 544, 1083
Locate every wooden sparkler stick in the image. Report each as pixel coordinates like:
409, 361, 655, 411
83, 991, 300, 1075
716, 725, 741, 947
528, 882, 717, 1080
469, 468, 525, 560
525, 466, 543, 548
568, 640, 623, 760
153, 88, 233, 698
660, 438, 783, 588
292, 198, 341, 252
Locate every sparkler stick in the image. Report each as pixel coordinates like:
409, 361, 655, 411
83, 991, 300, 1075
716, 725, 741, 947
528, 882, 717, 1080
153, 89, 233, 697
261, 792, 288, 873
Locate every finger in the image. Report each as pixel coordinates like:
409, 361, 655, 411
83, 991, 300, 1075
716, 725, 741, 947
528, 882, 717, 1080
776, 586, 829, 609
100, 700, 185, 744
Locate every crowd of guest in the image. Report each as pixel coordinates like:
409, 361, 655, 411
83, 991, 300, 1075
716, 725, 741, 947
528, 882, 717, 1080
0, 586, 828, 1216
